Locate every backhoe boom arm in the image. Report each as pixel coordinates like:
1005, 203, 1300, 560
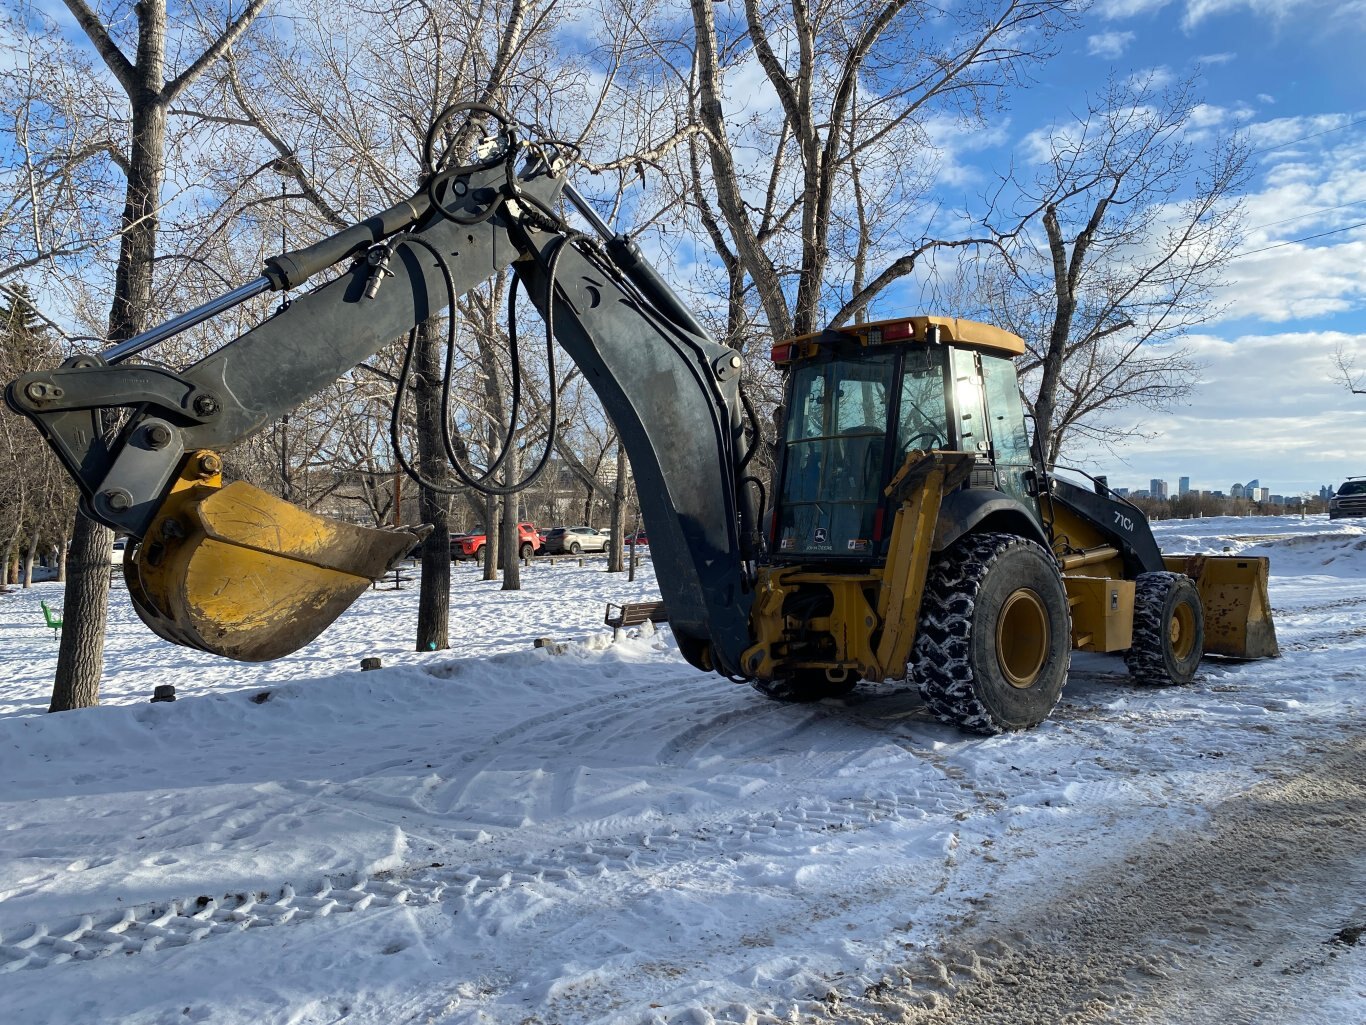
6, 148, 756, 672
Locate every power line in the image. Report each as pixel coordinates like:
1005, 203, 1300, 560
1251, 116, 1366, 156
1246, 199, 1366, 233
1235, 219, 1366, 258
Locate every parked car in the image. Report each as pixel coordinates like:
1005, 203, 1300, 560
451, 522, 543, 561
623, 529, 649, 547
543, 525, 611, 554
1328, 478, 1366, 521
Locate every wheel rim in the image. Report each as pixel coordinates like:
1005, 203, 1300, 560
1169, 600, 1196, 660
996, 588, 1050, 689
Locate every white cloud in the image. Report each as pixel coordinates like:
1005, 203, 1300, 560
1182, 0, 1314, 29
1087, 30, 1136, 58
923, 114, 1011, 188
1219, 239, 1366, 323
1095, 0, 1174, 18
1194, 52, 1237, 65
1127, 65, 1175, 91
1189, 103, 1230, 129
1064, 331, 1366, 494
1016, 121, 1091, 168
1257, 93, 1276, 105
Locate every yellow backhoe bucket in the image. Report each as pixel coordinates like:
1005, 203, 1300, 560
1162, 554, 1280, 659
126, 456, 426, 661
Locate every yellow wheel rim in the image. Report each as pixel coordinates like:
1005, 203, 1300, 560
1170, 600, 1197, 661
997, 588, 1050, 689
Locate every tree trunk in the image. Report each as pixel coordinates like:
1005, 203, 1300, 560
50, 511, 111, 711
22, 531, 38, 587
1033, 205, 1077, 465
482, 491, 498, 581
49, 0, 267, 708
57, 526, 69, 582
500, 451, 522, 590
413, 317, 450, 651
608, 441, 625, 573
51, 1, 168, 710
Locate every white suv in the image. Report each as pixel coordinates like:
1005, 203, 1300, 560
544, 526, 610, 554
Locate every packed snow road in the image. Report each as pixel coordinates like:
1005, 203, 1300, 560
0, 517, 1362, 1024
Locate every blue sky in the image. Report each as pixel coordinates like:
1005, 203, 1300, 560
982, 0, 1366, 496
14, 0, 1363, 497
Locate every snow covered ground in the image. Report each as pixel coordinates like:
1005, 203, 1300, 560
1, 517, 1363, 1024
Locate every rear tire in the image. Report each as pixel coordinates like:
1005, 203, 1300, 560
569, 541, 581, 554
911, 533, 1071, 735
1125, 571, 1203, 686
519, 542, 534, 560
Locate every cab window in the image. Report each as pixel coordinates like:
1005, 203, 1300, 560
776, 352, 896, 558
896, 346, 948, 456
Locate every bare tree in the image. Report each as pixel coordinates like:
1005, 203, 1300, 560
967, 72, 1251, 463
0, 4, 124, 291
43, 0, 267, 711
205, 0, 581, 627
674, 0, 1077, 344
1333, 344, 1366, 396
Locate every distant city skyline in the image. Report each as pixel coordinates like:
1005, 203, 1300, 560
1099, 472, 1341, 501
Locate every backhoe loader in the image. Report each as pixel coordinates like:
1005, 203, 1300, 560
5, 106, 1278, 734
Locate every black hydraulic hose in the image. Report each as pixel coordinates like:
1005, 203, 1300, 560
386, 231, 580, 498
429, 234, 579, 496
737, 386, 763, 472
388, 232, 524, 492
423, 102, 511, 174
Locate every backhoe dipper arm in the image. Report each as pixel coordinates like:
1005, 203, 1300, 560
6, 149, 757, 673
506, 220, 755, 677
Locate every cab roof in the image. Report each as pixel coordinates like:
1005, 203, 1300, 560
771, 315, 1025, 365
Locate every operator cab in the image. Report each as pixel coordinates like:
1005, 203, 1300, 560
769, 316, 1035, 563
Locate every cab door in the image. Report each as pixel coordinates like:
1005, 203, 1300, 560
950, 348, 989, 456
980, 354, 1037, 509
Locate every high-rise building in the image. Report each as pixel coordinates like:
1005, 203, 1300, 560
1150, 479, 1168, 500
1179, 476, 1190, 497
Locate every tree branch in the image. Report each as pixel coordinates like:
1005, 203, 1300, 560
59, 0, 134, 93
164, 0, 272, 103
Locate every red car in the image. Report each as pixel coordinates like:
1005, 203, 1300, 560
451, 522, 543, 561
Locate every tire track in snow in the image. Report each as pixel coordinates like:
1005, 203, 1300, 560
0, 788, 923, 973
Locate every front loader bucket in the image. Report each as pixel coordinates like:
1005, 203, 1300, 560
1162, 554, 1280, 659
128, 475, 426, 662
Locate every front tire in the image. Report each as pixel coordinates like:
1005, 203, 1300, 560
1125, 571, 1203, 686
519, 542, 534, 560
911, 533, 1071, 735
